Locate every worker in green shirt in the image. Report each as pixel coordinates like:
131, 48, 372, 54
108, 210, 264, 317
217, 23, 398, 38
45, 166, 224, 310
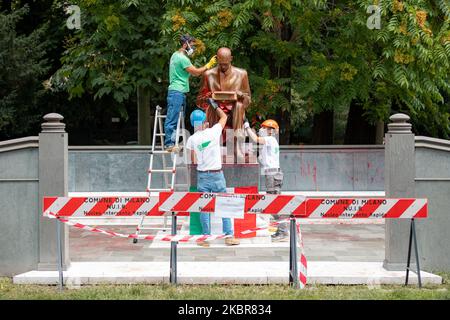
164, 34, 217, 152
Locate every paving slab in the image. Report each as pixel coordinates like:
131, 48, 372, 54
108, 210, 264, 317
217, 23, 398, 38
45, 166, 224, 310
69, 223, 385, 262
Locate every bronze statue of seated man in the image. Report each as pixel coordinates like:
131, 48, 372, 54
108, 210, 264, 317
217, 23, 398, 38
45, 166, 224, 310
196, 47, 251, 132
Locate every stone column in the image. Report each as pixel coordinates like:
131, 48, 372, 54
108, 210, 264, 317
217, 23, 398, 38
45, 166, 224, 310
383, 113, 415, 270
38, 113, 70, 270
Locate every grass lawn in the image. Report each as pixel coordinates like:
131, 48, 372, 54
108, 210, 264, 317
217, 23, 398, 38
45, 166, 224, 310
0, 273, 449, 300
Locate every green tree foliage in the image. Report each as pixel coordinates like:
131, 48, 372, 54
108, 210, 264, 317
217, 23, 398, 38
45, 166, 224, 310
2, 0, 450, 142
296, 0, 450, 138
161, 0, 450, 140
0, 6, 49, 137
56, 0, 167, 120
161, 0, 308, 143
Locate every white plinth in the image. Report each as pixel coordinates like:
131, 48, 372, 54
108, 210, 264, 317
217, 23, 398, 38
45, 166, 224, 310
13, 261, 441, 286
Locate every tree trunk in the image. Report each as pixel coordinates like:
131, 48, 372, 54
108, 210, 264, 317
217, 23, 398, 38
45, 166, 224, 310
137, 86, 152, 145
375, 120, 385, 144
274, 22, 293, 145
311, 110, 334, 144
344, 100, 376, 144
275, 109, 290, 145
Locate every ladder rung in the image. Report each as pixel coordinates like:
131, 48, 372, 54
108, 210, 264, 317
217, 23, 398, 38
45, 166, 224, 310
146, 188, 173, 192
150, 150, 170, 154
158, 115, 167, 118
155, 133, 165, 136
149, 169, 175, 173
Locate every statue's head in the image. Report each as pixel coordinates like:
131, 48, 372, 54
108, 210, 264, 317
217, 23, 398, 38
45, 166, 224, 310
217, 47, 233, 73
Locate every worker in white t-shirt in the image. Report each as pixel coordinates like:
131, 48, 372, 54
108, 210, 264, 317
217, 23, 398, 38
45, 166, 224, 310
186, 99, 240, 247
244, 118, 288, 242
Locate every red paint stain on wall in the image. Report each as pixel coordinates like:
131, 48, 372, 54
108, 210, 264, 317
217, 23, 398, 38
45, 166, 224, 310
313, 161, 318, 191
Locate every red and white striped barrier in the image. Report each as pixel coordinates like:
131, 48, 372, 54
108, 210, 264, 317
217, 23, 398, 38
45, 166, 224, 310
42, 194, 307, 217
42, 193, 430, 290
159, 192, 307, 215
304, 198, 427, 219
160, 194, 427, 218
43, 196, 162, 218
43, 195, 428, 219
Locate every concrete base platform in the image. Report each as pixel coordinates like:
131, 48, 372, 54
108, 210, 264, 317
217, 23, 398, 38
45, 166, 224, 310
13, 261, 442, 286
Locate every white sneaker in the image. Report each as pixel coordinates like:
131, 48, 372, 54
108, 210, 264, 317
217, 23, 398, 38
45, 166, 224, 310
271, 233, 289, 242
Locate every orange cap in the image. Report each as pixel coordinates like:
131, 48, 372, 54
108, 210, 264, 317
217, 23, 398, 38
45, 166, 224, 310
261, 119, 279, 130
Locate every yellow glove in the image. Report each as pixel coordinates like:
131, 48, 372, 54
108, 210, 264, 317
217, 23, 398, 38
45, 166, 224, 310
204, 55, 217, 70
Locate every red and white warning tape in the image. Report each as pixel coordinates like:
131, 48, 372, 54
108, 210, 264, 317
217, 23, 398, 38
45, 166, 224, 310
47, 212, 307, 287
296, 223, 307, 289
48, 212, 226, 242
48, 212, 290, 242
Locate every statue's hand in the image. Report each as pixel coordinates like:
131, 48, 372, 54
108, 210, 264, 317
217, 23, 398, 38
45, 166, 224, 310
204, 55, 217, 70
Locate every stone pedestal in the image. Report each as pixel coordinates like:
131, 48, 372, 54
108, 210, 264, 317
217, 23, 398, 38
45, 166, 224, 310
383, 114, 415, 271
38, 113, 70, 271
188, 163, 260, 188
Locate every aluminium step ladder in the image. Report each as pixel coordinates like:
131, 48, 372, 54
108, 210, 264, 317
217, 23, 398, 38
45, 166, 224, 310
133, 105, 189, 243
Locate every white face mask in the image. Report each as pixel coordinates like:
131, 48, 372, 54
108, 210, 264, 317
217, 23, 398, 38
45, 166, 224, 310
258, 128, 268, 137
185, 42, 194, 56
